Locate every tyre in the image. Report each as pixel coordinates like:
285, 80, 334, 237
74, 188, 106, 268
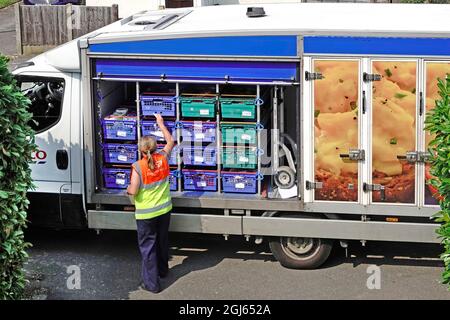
269, 214, 333, 269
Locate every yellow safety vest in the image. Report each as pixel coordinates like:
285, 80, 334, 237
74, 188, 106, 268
132, 153, 172, 220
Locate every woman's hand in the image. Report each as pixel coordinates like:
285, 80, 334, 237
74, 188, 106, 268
155, 113, 164, 126
154, 113, 174, 155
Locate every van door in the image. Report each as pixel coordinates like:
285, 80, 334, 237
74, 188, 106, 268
369, 60, 418, 205
17, 73, 72, 194
422, 61, 450, 207
310, 59, 362, 203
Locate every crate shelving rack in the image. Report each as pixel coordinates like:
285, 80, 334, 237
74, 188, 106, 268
94, 78, 268, 196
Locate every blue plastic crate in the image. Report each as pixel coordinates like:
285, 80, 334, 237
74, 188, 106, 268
103, 168, 131, 189
180, 121, 216, 143
140, 94, 177, 117
141, 120, 177, 142
182, 145, 217, 166
103, 143, 138, 164
169, 170, 178, 191
103, 118, 137, 141
157, 144, 178, 166
183, 169, 217, 191
222, 172, 258, 194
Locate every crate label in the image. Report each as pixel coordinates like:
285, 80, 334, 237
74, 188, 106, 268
199, 109, 210, 115
239, 156, 249, 163
197, 181, 207, 187
117, 155, 128, 162
152, 131, 164, 138
242, 111, 252, 117
117, 130, 127, 137
194, 156, 204, 163
241, 134, 251, 141
116, 178, 126, 185
235, 183, 245, 189
195, 133, 205, 139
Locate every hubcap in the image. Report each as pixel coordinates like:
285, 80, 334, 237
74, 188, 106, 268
286, 237, 314, 254
278, 172, 291, 185
280, 236, 321, 260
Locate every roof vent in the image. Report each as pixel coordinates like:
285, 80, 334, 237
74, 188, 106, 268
132, 20, 157, 26
246, 7, 266, 18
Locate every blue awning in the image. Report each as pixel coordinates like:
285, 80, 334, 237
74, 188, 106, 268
94, 59, 298, 83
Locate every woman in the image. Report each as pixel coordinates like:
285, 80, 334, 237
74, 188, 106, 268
127, 114, 175, 293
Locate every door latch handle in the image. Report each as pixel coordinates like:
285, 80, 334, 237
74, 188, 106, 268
339, 149, 365, 161
363, 183, 386, 201
362, 90, 367, 114
363, 72, 382, 82
419, 92, 424, 116
306, 181, 323, 190
56, 149, 69, 170
397, 151, 430, 163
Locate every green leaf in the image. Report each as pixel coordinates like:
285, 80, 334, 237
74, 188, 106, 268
425, 74, 450, 289
0, 53, 36, 299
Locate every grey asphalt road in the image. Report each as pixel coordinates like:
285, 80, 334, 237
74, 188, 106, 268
24, 227, 450, 300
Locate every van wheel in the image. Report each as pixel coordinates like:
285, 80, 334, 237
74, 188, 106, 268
269, 215, 333, 269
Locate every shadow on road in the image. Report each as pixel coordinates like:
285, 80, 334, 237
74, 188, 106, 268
25, 227, 444, 299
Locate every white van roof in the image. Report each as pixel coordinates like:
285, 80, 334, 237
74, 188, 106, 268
20, 3, 450, 73
92, 3, 450, 42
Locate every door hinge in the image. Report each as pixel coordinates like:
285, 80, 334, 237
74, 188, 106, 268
306, 180, 323, 190
339, 149, 365, 161
305, 71, 324, 81
363, 72, 382, 82
363, 183, 386, 201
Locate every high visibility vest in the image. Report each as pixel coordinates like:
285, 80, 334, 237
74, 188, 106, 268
132, 152, 172, 220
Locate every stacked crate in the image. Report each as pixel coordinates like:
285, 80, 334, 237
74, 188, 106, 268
102, 108, 138, 189
140, 93, 179, 191
219, 95, 260, 194
100, 90, 262, 195
180, 94, 219, 192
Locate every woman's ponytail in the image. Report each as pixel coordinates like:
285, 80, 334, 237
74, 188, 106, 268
147, 150, 154, 170
138, 136, 157, 171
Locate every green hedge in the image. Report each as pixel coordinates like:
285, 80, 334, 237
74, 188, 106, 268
0, 55, 36, 299
425, 75, 450, 288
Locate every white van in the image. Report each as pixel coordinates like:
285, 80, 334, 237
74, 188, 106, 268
13, 3, 450, 269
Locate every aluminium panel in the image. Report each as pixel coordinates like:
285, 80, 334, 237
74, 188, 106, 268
242, 216, 440, 243
304, 36, 450, 56
88, 211, 242, 234
89, 35, 298, 57
90, 192, 304, 212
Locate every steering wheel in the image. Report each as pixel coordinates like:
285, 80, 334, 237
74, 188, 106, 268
47, 81, 64, 101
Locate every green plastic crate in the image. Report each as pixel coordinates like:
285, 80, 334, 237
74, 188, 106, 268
180, 96, 216, 118
220, 97, 256, 120
221, 123, 257, 145
222, 147, 257, 169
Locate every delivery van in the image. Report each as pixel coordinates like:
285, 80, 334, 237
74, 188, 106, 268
13, 3, 450, 269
